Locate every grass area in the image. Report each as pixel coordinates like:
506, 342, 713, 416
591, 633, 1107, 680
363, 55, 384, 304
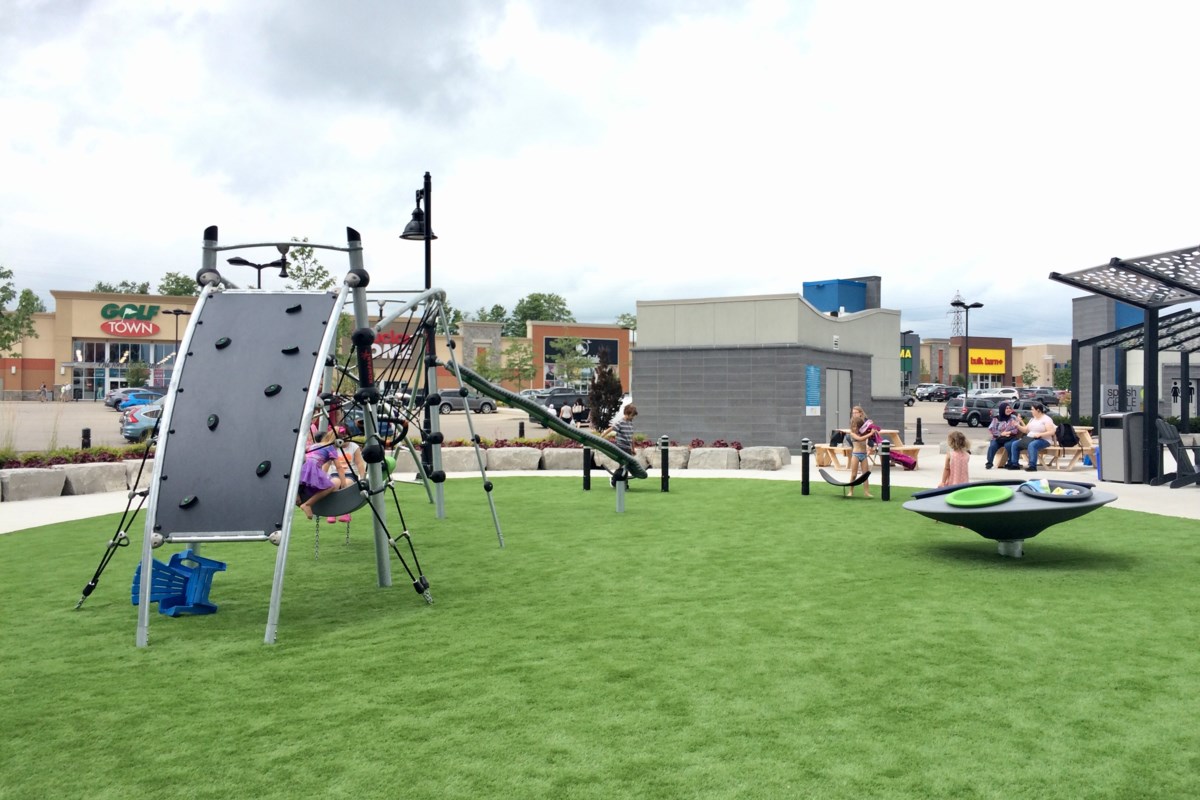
3, 477, 1199, 799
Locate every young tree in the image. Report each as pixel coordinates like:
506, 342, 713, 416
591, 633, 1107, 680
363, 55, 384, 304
504, 292, 574, 337
1053, 364, 1072, 391
470, 346, 504, 383
548, 336, 593, 386
158, 271, 201, 296
93, 280, 151, 293
284, 237, 335, 290
0, 266, 38, 354
503, 340, 535, 389
588, 346, 624, 431
1021, 362, 1039, 387
615, 312, 637, 330
125, 362, 150, 388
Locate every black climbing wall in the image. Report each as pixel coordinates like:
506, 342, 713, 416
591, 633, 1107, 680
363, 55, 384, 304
150, 290, 341, 539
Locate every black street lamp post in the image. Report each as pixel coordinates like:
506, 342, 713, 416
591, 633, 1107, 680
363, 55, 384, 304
951, 300, 984, 391
164, 309, 191, 354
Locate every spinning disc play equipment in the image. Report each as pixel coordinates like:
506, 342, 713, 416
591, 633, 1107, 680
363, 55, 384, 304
903, 479, 1116, 558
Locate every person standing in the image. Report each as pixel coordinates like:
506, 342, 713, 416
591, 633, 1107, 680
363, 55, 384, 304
939, 430, 971, 487
847, 406, 873, 498
1006, 402, 1055, 472
559, 399, 575, 427
38, 383, 48, 402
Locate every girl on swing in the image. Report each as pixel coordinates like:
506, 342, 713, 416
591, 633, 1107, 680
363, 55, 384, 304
325, 426, 364, 524
296, 429, 338, 520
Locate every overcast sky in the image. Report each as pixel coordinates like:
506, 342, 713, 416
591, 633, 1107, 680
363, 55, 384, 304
4, 0, 1199, 343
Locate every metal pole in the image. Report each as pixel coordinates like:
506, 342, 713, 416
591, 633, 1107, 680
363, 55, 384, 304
583, 447, 592, 490
880, 440, 891, 502
800, 438, 811, 495
659, 435, 670, 492
422, 172, 444, 518
914, 418, 924, 446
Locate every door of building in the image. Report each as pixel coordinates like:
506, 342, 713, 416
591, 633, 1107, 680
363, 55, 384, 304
826, 369, 851, 434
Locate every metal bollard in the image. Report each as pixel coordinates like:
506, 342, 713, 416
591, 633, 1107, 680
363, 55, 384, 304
583, 447, 592, 491
659, 435, 670, 492
880, 440, 891, 502
914, 418, 925, 445
81, 428, 92, 449
518, 421, 525, 439
800, 438, 812, 495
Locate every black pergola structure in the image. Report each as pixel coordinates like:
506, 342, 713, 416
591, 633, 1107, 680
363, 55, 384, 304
1052, 246, 1200, 484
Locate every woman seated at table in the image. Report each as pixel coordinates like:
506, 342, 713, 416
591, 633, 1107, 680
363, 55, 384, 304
1005, 402, 1055, 472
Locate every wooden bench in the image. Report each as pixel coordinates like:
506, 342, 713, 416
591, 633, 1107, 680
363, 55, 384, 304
993, 429, 1095, 471
815, 444, 920, 469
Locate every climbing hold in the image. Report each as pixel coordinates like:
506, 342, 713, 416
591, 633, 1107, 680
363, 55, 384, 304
281, 346, 300, 355
286, 304, 302, 314
264, 384, 282, 396
207, 414, 219, 430
215, 337, 231, 349
180, 495, 198, 509
256, 461, 271, 477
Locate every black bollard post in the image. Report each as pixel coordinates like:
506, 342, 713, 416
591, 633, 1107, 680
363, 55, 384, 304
880, 440, 891, 502
800, 437, 811, 495
583, 447, 592, 491
81, 428, 92, 449
518, 421, 525, 439
659, 435, 670, 492
914, 418, 925, 446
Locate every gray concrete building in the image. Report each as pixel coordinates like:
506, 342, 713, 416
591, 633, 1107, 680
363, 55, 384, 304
632, 293, 903, 450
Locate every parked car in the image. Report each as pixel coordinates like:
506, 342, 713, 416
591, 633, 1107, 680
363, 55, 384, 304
438, 392, 497, 414
340, 407, 397, 439
105, 385, 167, 409
943, 395, 999, 427
117, 391, 165, 411
985, 387, 1020, 401
120, 401, 163, 442
914, 383, 942, 401
534, 387, 589, 409
1029, 386, 1059, 405
929, 385, 964, 402
904, 394, 916, 407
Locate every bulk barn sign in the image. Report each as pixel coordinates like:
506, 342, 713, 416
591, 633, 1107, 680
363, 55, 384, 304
99, 303, 162, 337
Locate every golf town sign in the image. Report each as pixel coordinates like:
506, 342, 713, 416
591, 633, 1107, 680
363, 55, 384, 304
99, 303, 163, 337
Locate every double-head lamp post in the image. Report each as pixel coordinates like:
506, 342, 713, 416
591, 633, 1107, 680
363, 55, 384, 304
951, 300, 983, 391
225, 254, 289, 289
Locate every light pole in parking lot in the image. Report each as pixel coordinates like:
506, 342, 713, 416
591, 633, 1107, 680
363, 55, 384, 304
951, 300, 983, 391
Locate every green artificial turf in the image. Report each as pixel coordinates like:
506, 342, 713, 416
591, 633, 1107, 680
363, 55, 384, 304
2, 477, 1199, 799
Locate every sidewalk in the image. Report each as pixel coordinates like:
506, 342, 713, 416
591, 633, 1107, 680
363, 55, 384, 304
4, 444, 1198, 535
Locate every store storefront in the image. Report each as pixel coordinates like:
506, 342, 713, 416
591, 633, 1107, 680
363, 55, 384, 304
1, 291, 197, 400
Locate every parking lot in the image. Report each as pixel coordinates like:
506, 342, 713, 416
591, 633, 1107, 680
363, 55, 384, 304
1, 399, 549, 454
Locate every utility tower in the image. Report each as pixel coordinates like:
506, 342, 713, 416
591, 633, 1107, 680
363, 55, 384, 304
949, 291, 964, 337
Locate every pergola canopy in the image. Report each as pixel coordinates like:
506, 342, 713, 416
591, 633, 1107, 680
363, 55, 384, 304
1050, 246, 1200, 309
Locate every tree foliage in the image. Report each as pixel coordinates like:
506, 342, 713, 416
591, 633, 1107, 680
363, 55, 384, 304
1053, 364, 1072, 391
1021, 362, 1039, 387
437, 301, 462, 336
548, 336, 592, 386
158, 271, 200, 296
588, 346, 624, 431
283, 238, 335, 290
93, 280, 150, 294
470, 346, 504, 383
474, 304, 507, 324
503, 340, 535, 389
18, 289, 46, 314
615, 312, 637, 330
504, 292, 573, 337
124, 362, 150, 388
0, 266, 39, 354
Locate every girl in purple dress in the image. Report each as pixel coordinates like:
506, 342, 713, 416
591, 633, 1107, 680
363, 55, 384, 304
297, 431, 338, 519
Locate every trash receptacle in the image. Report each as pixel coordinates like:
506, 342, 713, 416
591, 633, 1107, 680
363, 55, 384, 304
1098, 411, 1144, 483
